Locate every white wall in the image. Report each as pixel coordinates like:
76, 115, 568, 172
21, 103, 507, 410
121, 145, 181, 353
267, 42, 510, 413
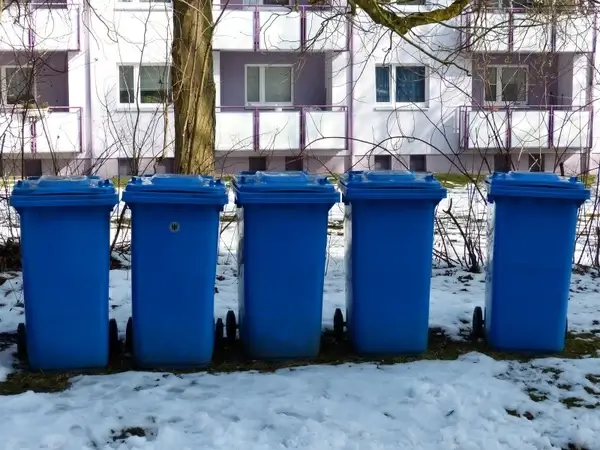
350, 11, 470, 161
87, 0, 173, 161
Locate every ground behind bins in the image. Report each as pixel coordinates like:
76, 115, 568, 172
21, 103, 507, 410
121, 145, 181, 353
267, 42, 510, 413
0, 188, 598, 448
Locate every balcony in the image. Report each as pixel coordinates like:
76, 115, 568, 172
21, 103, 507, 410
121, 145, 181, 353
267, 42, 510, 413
460, 6, 596, 53
0, 107, 82, 154
458, 106, 591, 150
0, 2, 80, 52
215, 106, 348, 152
213, 4, 349, 51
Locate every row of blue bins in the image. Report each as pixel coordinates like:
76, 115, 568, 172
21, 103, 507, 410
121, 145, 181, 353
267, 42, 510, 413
9, 171, 590, 371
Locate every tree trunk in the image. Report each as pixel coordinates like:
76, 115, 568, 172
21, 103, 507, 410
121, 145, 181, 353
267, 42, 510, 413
172, 0, 215, 174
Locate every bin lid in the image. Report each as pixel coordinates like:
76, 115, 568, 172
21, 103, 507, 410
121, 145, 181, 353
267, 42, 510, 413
124, 174, 226, 194
486, 171, 591, 203
11, 175, 116, 196
233, 171, 336, 193
340, 170, 444, 190
486, 172, 587, 190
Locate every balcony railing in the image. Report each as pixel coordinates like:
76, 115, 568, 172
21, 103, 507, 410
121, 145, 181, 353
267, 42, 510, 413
0, 106, 82, 154
213, 4, 349, 51
459, 6, 597, 53
459, 105, 592, 151
215, 105, 348, 152
0, 2, 80, 52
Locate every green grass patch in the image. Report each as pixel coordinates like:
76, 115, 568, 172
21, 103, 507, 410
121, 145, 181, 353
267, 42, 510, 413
433, 173, 487, 188
110, 177, 132, 188
581, 175, 597, 188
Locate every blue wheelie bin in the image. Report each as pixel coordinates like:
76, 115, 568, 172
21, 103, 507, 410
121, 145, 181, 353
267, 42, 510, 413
10, 176, 119, 370
335, 170, 447, 355
122, 174, 228, 368
229, 171, 339, 360
472, 172, 591, 353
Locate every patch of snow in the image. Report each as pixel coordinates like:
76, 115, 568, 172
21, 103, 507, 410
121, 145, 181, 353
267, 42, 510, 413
0, 346, 14, 382
0, 354, 599, 448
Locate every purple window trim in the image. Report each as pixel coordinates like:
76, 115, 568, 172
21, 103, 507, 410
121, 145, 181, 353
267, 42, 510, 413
30, 121, 37, 153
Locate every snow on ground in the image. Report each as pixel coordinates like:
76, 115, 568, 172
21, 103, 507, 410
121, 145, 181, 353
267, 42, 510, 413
0, 185, 598, 448
1, 353, 600, 449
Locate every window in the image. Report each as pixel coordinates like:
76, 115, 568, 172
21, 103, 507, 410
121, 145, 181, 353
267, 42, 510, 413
285, 156, 304, 171
375, 65, 427, 104
117, 0, 171, 3
249, 156, 267, 171
1, 66, 35, 105
410, 155, 427, 172
528, 154, 545, 172
483, 0, 532, 8
373, 155, 391, 170
243, 0, 289, 5
484, 66, 528, 104
155, 157, 174, 173
245, 65, 293, 105
118, 158, 134, 176
24, 159, 42, 177
118, 65, 171, 105
494, 153, 511, 172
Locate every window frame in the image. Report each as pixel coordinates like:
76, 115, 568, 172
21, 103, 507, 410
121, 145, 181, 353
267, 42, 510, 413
116, 0, 171, 5
483, 0, 533, 9
1, 65, 36, 105
409, 155, 427, 172
494, 153, 512, 172
249, 156, 268, 171
117, 157, 135, 176
374, 64, 428, 108
240, 0, 291, 12
373, 154, 392, 170
117, 64, 172, 107
24, 159, 42, 177
244, 64, 294, 107
484, 65, 529, 106
285, 155, 304, 171
528, 153, 545, 172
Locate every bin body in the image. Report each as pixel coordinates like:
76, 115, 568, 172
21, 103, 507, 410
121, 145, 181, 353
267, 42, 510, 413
340, 171, 447, 355
10, 176, 118, 370
233, 171, 339, 359
485, 172, 590, 352
123, 174, 227, 368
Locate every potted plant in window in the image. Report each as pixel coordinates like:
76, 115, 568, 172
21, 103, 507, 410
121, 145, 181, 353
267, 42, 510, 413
18, 100, 50, 120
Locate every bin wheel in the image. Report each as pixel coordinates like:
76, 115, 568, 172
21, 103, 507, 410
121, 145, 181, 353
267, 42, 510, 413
225, 311, 237, 344
565, 319, 569, 337
124, 317, 133, 355
16, 323, 27, 359
215, 318, 224, 342
333, 308, 345, 339
109, 318, 121, 357
472, 306, 484, 339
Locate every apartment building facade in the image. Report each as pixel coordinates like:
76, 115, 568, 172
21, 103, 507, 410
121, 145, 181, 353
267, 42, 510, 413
0, 0, 598, 176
